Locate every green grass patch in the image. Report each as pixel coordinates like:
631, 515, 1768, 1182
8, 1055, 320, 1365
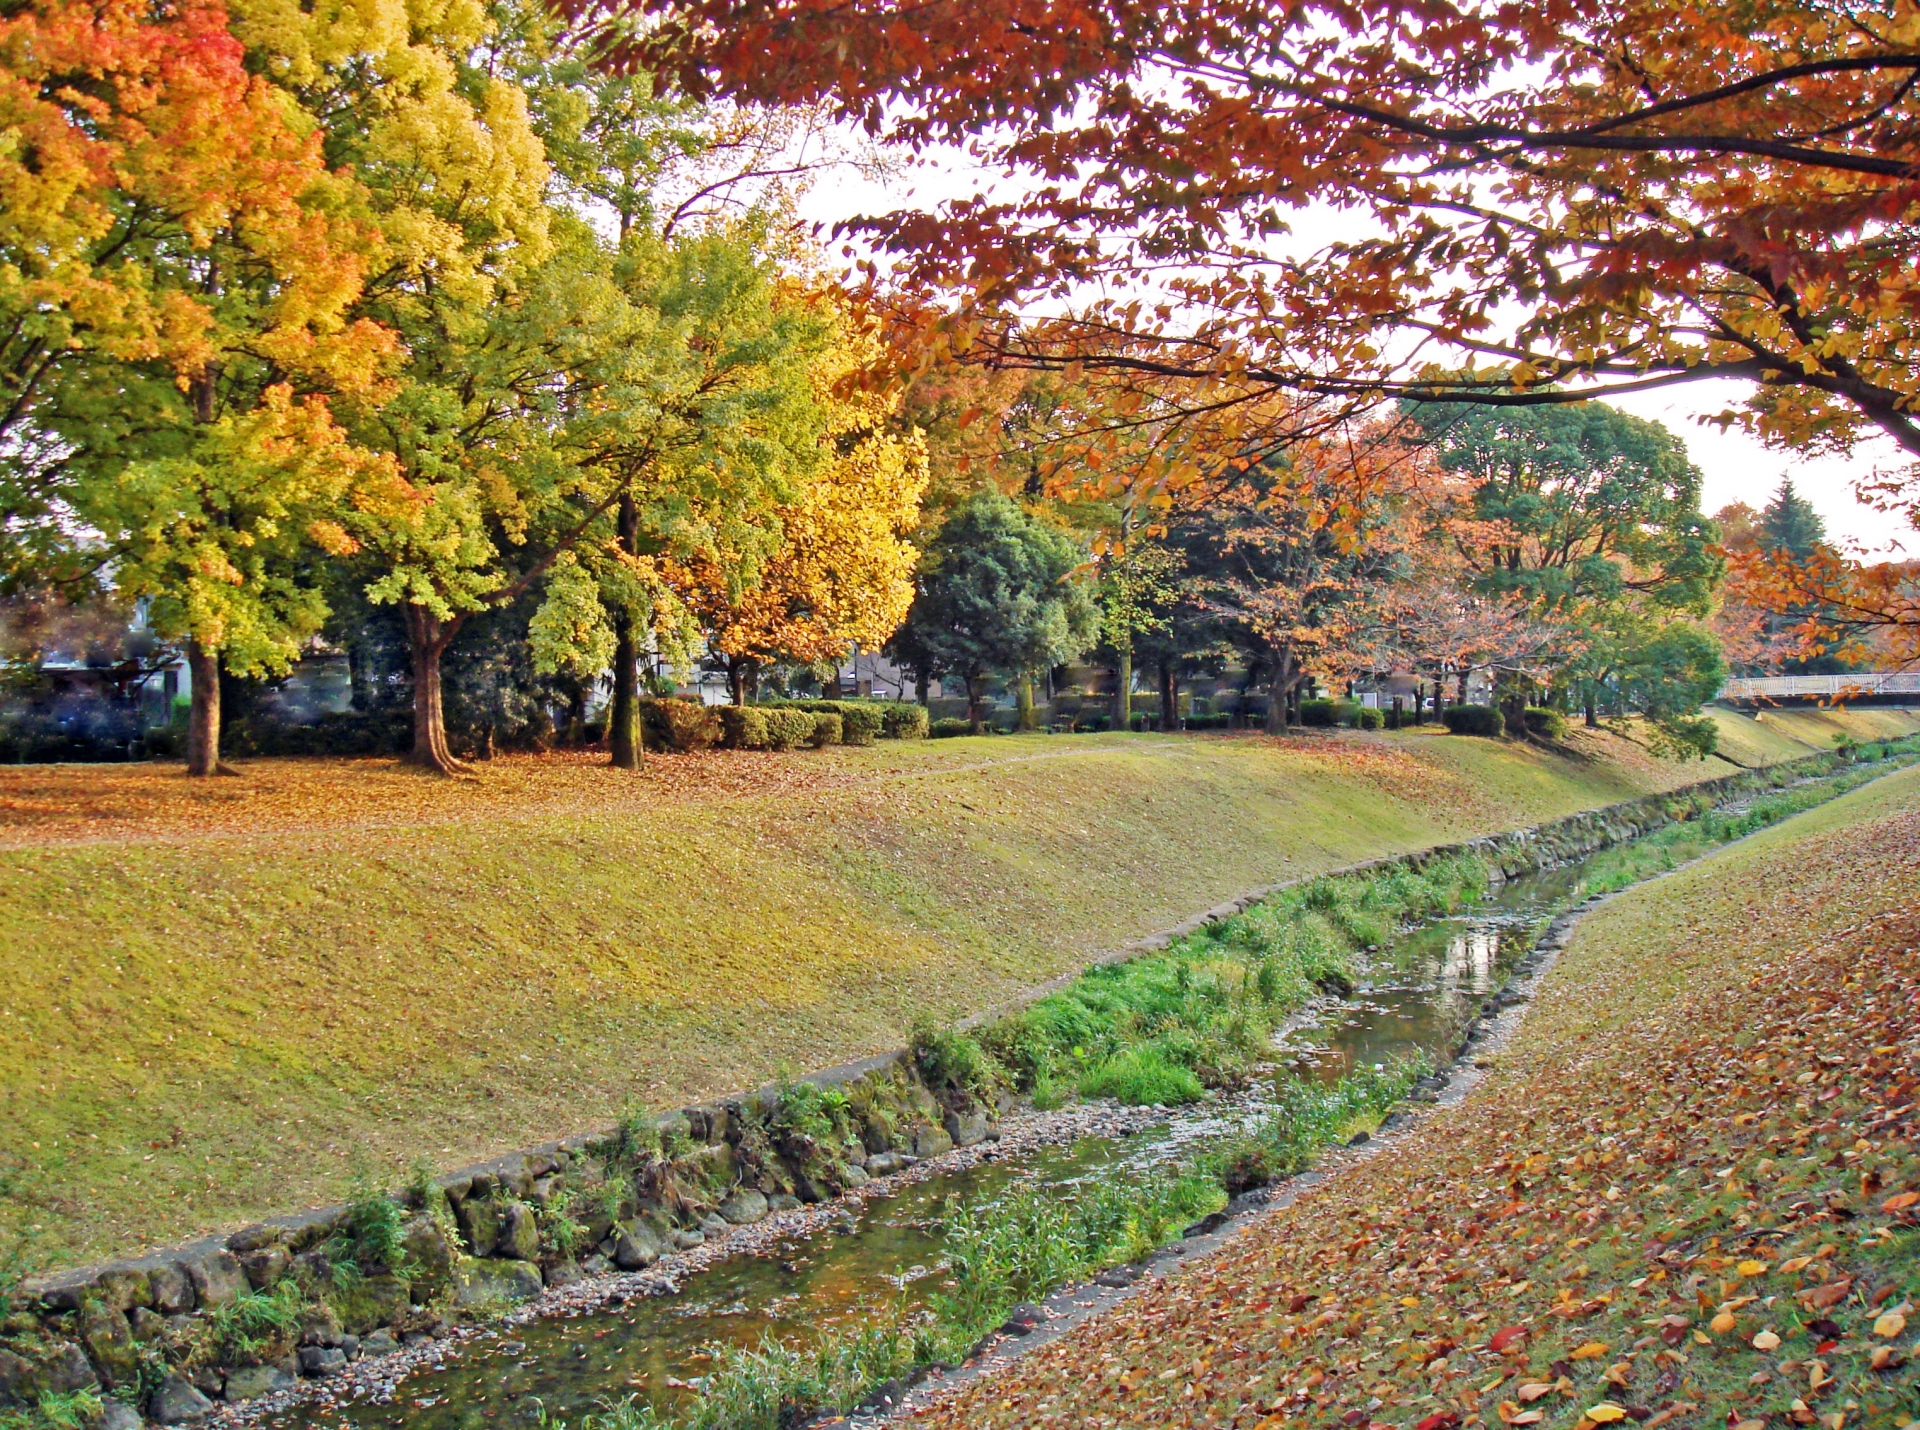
1575, 737, 1920, 898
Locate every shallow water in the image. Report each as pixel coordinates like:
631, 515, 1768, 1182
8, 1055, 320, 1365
273, 856, 1593, 1430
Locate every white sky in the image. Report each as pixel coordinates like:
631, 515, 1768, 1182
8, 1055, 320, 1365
798, 149, 1917, 558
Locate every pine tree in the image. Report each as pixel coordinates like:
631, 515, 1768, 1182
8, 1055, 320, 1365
1756, 479, 1829, 561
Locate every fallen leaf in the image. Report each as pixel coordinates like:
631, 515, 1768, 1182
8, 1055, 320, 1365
1798, 1279, 1853, 1311
1570, 1342, 1609, 1360
1710, 1311, 1737, 1334
1586, 1405, 1627, 1423
1737, 1259, 1769, 1276
1490, 1326, 1530, 1354
1873, 1311, 1907, 1339
1497, 1404, 1543, 1426
1754, 1330, 1783, 1351
1869, 1345, 1905, 1371
1882, 1191, 1918, 1212
1516, 1383, 1557, 1403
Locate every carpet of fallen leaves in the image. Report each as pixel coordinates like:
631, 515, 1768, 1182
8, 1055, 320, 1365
910, 793, 1920, 1430
0, 727, 1659, 849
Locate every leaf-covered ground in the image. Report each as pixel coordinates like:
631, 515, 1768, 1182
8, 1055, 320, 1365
908, 762, 1920, 1430
2, 724, 1733, 1263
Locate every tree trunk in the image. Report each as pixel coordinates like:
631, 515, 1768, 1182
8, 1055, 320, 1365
347, 639, 375, 712
1016, 676, 1036, 730
184, 639, 233, 778
609, 611, 640, 768
966, 675, 986, 734
1111, 645, 1132, 733
1160, 661, 1177, 731
609, 494, 643, 769
914, 669, 929, 706
1264, 650, 1293, 735
1585, 697, 1599, 728
1456, 668, 1469, 705
404, 603, 468, 775
728, 656, 746, 706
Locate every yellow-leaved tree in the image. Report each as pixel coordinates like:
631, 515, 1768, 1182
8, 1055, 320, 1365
672, 304, 929, 702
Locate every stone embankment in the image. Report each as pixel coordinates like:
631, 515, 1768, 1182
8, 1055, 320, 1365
0, 753, 1838, 1427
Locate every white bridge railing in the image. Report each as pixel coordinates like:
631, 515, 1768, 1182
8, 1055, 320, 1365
1720, 672, 1920, 701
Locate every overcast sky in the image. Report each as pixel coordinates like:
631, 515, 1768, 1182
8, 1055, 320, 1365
797, 146, 1916, 558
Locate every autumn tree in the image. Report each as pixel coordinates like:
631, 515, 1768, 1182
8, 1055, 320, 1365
1, 0, 404, 776
621, 0, 1920, 487
678, 347, 930, 703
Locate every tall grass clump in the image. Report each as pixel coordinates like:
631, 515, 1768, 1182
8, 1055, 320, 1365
977, 853, 1486, 1106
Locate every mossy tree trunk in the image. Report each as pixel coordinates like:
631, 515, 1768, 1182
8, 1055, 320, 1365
608, 496, 642, 770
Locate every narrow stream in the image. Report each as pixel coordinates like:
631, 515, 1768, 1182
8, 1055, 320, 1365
272, 853, 1598, 1430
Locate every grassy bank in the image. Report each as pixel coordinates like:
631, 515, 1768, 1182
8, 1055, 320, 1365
906, 758, 1920, 1430
0, 721, 1863, 1264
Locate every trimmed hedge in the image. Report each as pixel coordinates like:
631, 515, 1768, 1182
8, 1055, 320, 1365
930, 717, 972, 738
809, 713, 842, 748
1299, 698, 1363, 728
719, 706, 770, 749
1442, 703, 1505, 737
769, 700, 889, 745
637, 697, 720, 753
1524, 705, 1569, 740
879, 701, 929, 740
1184, 712, 1233, 730
1355, 707, 1385, 731
762, 707, 817, 751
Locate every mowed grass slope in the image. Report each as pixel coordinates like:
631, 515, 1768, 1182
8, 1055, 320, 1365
911, 758, 1920, 1430
0, 726, 1802, 1263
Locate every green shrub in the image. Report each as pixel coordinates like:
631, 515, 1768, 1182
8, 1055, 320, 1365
719, 706, 770, 749
1523, 705, 1568, 739
1077, 1045, 1204, 1105
1184, 711, 1232, 731
762, 707, 817, 751
909, 1022, 1001, 1104
636, 697, 720, 753
1442, 703, 1504, 737
878, 702, 928, 739
929, 717, 971, 738
1299, 698, 1336, 726
1355, 706, 1385, 730
809, 713, 842, 748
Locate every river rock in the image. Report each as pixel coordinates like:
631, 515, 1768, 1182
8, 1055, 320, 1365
240, 1246, 290, 1290
400, 1215, 455, 1302
182, 1251, 246, 1310
93, 1268, 152, 1311
452, 1260, 543, 1309
765, 1194, 802, 1214
669, 1229, 704, 1251
297, 1347, 346, 1377
581, 1254, 611, 1276
79, 1304, 140, 1389
716, 1189, 768, 1225
361, 1330, 399, 1358
909, 1125, 954, 1159
862, 1152, 909, 1177
457, 1197, 503, 1258
148, 1263, 195, 1315
542, 1261, 582, 1289
99, 1400, 142, 1430
611, 1222, 662, 1271
495, 1201, 539, 1261
24, 1342, 100, 1397
129, 1307, 167, 1342
943, 1111, 990, 1148
150, 1375, 214, 1424
223, 1364, 296, 1401
334, 1274, 410, 1333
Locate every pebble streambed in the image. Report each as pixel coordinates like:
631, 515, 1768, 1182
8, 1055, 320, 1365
258, 855, 1598, 1430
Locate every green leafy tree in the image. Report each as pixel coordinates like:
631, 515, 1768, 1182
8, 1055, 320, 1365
1756, 479, 1828, 563
1406, 399, 1722, 616
891, 490, 1096, 732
